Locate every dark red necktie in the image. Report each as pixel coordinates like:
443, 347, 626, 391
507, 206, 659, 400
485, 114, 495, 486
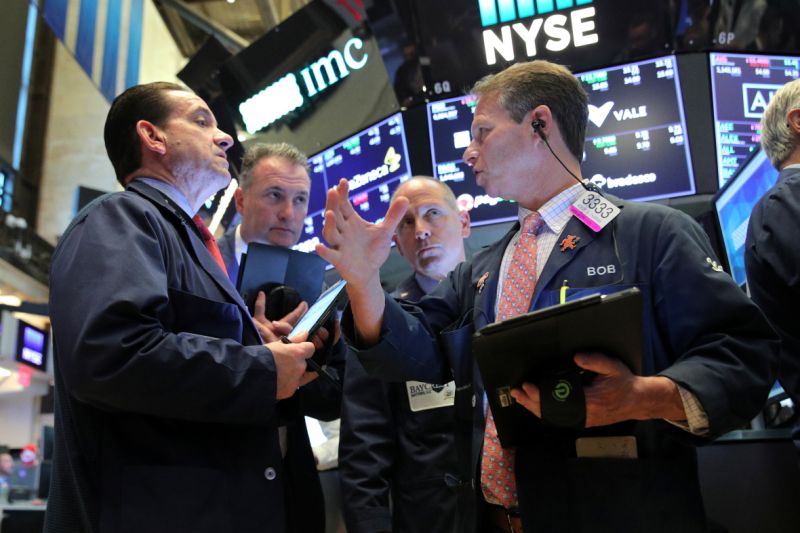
192, 215, 228, 275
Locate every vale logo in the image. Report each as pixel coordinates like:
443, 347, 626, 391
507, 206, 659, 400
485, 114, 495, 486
588, 101, 614, 127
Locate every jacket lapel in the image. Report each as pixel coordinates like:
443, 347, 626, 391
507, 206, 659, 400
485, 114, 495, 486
127, 181, 253, 316
470, 225, 518, 328
530, 198, 625, 309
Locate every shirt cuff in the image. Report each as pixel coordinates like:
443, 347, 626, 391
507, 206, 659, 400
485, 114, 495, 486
664, 383, 710, 436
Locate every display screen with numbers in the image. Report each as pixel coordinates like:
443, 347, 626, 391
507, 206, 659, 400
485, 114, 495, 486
293, 112, 412, 253
426, 94, 518, 226
577, 55, 695, 202
713, 149, 779, 287
710, 52, 799, 187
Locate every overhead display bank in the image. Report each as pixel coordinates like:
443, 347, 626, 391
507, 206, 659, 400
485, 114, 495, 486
427, 54, 695, 226
295, 113, 412, 253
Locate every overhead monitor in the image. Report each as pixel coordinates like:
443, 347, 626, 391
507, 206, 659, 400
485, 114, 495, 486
14, 320, 48, 373
578, 55, 695, 202
710, 52, 799, 187
713, 149, 779, 287
426, 94, 517, 226
294, 112, 412, 253
425, 55, 696, 226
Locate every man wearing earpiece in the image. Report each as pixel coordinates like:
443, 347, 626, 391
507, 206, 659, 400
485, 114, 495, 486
318, 60, 778, 533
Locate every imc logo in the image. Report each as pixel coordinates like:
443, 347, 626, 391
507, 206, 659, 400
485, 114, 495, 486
239, 37, 369, 134
477, 0, 599, 65
478, 0, 594, 27
742, 83, 781, 119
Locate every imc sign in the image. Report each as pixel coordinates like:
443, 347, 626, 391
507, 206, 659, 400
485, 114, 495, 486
239, 37, 369, 134
478, 0, 599, 65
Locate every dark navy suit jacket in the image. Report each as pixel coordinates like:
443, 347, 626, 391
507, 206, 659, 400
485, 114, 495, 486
46, 182, 337, 533
340, 274, 458, 533
746, 167, 800, 431
346, 197, 778, 533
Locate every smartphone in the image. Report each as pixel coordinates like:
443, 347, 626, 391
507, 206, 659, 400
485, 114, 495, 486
288, 279, 347, 339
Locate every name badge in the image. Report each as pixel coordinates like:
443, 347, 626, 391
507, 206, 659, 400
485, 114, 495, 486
569, 190, 620, 232
406, 380, 456, 412
575, 436, 638, 459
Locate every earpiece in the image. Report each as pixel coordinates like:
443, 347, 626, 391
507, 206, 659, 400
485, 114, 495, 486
531, 119, 546, 139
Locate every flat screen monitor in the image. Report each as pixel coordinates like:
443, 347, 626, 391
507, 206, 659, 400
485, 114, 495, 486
426, 94, 518, 226
425, 55, 696, 224
14, 320, 47, 372
578, 55, 695, 202
294, 112, 412, 253
710, 52, 799, 187
713, 149, 779, 287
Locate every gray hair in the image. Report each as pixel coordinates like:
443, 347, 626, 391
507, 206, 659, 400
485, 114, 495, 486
239, 142, 310, 189
761, 78, 800, 169
471, 60, 588, 162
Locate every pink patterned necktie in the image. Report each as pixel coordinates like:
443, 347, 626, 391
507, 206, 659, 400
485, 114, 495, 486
481, 211, 544, 509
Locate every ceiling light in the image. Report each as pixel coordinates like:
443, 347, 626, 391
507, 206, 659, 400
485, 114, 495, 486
0, 295, 22, 306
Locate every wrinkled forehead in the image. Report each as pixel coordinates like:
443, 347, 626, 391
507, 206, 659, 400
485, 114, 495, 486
164, 90, 212, 117
252, 157, 311, 190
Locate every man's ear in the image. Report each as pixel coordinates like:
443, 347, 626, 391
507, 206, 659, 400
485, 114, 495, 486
392, 233, 407, 259
788, 108, 800, 135
459, 209, 471, 238
530, 105, 554, 139
136, 119, 167, 156
233, 188, 245, 214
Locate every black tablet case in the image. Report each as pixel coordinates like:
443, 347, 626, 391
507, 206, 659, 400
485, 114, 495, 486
473, 288, 643, 448
236, 243, 327, 314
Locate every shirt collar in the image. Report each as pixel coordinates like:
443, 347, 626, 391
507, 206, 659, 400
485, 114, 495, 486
134, 177, 194, 217
516, 183, 584, 235
783, 163, 800, 170
234, 224, 248, 266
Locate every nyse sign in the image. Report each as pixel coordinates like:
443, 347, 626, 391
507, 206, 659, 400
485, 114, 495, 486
239, 37, 369, 134
479, 0, 599, 65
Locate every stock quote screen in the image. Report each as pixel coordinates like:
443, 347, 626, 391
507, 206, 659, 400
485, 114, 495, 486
713, 149, 779, 287
578, 55, 695, 202
427, 94, 518, 226
426, 55, 695, 227
294, 112, 412, 253
710, 52, 799, 187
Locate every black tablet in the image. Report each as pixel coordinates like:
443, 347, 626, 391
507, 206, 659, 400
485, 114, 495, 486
474, 287, 643, 447
237, 243, 327, 315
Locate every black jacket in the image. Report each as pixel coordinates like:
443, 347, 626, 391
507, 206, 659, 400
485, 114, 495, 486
340, 275, 458, 533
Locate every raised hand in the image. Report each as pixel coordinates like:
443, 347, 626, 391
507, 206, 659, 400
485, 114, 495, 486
316, 178, 408, 287
315, 178, 409, 344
